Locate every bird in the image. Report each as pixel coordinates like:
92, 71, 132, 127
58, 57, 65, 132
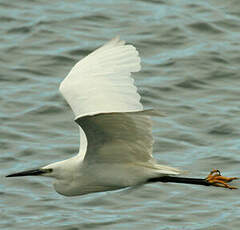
6, 36, 238, 196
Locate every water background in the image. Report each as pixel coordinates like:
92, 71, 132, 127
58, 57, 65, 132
1, 0, 240, 229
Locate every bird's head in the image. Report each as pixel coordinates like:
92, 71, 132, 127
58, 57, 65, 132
6, 158, 78, 180
6, 167, 53, 178
6, 157, 82, 196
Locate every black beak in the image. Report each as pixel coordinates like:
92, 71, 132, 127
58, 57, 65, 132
6, 168, 51, 177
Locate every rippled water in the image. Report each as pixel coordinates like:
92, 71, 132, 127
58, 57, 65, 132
1, 0, 240, 229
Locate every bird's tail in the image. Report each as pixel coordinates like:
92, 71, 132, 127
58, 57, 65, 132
153, 163, 183, 175
137, 161, 182, 176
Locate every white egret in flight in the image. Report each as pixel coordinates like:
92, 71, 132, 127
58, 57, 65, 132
7, 37, 238, 196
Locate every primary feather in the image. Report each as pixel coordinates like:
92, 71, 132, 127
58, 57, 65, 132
59, 36, 142, 119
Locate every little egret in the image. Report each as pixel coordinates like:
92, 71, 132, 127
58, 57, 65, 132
7, 37, 238, 196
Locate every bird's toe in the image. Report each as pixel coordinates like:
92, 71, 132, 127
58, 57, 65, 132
205, 169, 238, 189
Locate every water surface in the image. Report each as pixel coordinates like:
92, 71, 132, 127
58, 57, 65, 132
1, 0, 240, 229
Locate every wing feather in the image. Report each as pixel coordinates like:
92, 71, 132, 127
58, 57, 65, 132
59, 36, 142, 119
75, 112, 154, 163
59, 37, 154, 163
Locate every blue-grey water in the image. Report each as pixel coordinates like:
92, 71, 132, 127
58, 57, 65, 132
1, 0, 240, 229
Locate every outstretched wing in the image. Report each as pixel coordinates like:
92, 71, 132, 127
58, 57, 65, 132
60, 37, 154, 163
75, 112, 154, 163
59, 36, 142, 119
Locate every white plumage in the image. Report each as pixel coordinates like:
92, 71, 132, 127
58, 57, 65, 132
7, 37, 181, 196
59, 36, 142, 119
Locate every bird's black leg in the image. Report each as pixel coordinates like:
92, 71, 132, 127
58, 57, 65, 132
147, 170, 238, 189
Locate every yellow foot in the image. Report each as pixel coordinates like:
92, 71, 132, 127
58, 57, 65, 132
206, 169, 238, 189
